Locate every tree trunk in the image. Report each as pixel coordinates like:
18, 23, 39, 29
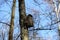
54, 0, 60, 39
18, 0, 29, 40
8, 0, 16, 40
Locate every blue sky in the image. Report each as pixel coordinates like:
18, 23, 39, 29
25, 0, 59, 40
0, 0, 59, 40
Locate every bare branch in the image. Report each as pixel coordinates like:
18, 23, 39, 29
0, 21, 10, 26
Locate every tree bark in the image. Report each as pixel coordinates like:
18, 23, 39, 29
18, 0, 29, 40
8, 0, 16, 40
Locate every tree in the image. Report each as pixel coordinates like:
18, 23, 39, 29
8, 0, 16, 40
18, 0, 29, 40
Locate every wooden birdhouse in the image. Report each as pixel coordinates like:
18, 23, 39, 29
24, 14, 34, 28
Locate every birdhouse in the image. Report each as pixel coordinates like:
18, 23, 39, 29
24, 14, 34, 28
